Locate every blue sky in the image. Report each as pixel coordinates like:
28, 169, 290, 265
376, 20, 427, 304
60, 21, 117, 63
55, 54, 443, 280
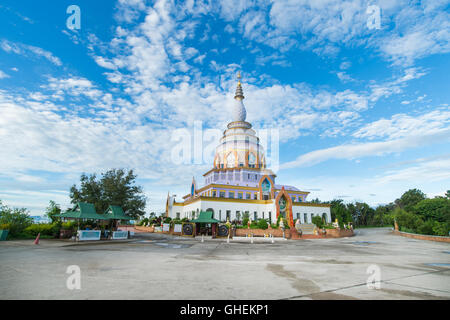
0, 0, 449, 216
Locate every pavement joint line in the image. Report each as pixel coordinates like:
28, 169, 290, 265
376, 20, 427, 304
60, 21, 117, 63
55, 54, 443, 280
281, 268, 450, 300
382, 281, 450, 294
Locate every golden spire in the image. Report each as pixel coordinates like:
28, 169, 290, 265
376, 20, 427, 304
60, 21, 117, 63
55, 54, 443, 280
234, 71, 244, 100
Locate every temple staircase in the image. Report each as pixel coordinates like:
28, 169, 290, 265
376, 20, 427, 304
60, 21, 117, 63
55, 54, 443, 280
299, 223, 316, 235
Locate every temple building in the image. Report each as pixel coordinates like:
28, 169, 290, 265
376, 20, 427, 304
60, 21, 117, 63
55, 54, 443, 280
166, 73, 331, 227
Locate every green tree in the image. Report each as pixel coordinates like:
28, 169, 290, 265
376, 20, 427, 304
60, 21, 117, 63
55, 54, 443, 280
395, 189, 426, 213
70, 169, 147, 219
413, 197, 450, 223
329, 199, 351, 226
372, 203, 395, 226
351, 202, 375, 226
0, 200, 33, 237
394, 208, 423, 232
45, 200, 61, 223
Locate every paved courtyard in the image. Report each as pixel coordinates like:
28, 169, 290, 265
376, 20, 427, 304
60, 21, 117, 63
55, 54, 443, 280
0, 228, 449, 299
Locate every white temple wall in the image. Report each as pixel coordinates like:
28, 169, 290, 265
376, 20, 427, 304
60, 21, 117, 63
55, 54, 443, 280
169, 200, 331, 225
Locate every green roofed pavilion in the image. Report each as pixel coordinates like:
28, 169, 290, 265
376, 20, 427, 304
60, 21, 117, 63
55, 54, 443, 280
103, 205, 131, 220
191, 211, 220, 224
59, 202, 110, 220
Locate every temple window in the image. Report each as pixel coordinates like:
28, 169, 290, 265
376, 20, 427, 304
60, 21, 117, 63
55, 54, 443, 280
246, 193, 251, 199
212, 190, 217, 197
219, 191, 225, 198
229, 192, 235, 198
238, 192, 243, 199
254, 212, 257, 220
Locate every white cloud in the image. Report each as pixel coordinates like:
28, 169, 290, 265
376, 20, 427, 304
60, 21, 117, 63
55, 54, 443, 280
353, 109, 450, 140
0, 70, 10, 79
1, 40, 62, 66
372, 158, 450, 185
282, 109, 450, 169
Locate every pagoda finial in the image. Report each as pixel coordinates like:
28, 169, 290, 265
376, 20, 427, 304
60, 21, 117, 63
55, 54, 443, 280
234, 71, 244, 100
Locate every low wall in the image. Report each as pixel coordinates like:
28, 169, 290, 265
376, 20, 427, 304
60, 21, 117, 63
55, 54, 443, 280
134, 225, 354, 239
134, 225, 183, 236
393, 230, 450, 243
134, 225, 154, 233
324, 228, 354, 238
235, 228, 284, 237
235, 227, 354, 239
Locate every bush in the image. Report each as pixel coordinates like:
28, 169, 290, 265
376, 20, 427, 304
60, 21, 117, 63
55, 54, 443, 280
257, 219, 268, 230
432, 222, 450, 236
0, 223, 11, 230
163, 217, 172, 223
138, 218, 149, 226
24, 223, 59, 237
61, 221, 76, 231
312, 216, 324, 228
416, 220, 434, 235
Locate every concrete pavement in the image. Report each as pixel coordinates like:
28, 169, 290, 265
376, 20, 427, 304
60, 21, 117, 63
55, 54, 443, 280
0, 228, 449, 299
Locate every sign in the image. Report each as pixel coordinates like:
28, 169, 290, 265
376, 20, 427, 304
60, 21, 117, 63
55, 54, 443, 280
154, 226, 162, 232
112, 231, 128, 240
77, 230, 101, 241
163, 223, 170, 232
174, 224, 182, 233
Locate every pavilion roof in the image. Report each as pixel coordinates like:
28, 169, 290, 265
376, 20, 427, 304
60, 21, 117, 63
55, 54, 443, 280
59, 202, 110, 220
191, 211, 220, 224
103, 205, 131, 220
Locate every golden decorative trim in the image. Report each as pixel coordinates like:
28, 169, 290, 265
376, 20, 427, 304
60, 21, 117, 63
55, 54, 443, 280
203, 167, 276, 177
177, 196, 274, 206
292, 203, 331, 207
274, 189, 310, 195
